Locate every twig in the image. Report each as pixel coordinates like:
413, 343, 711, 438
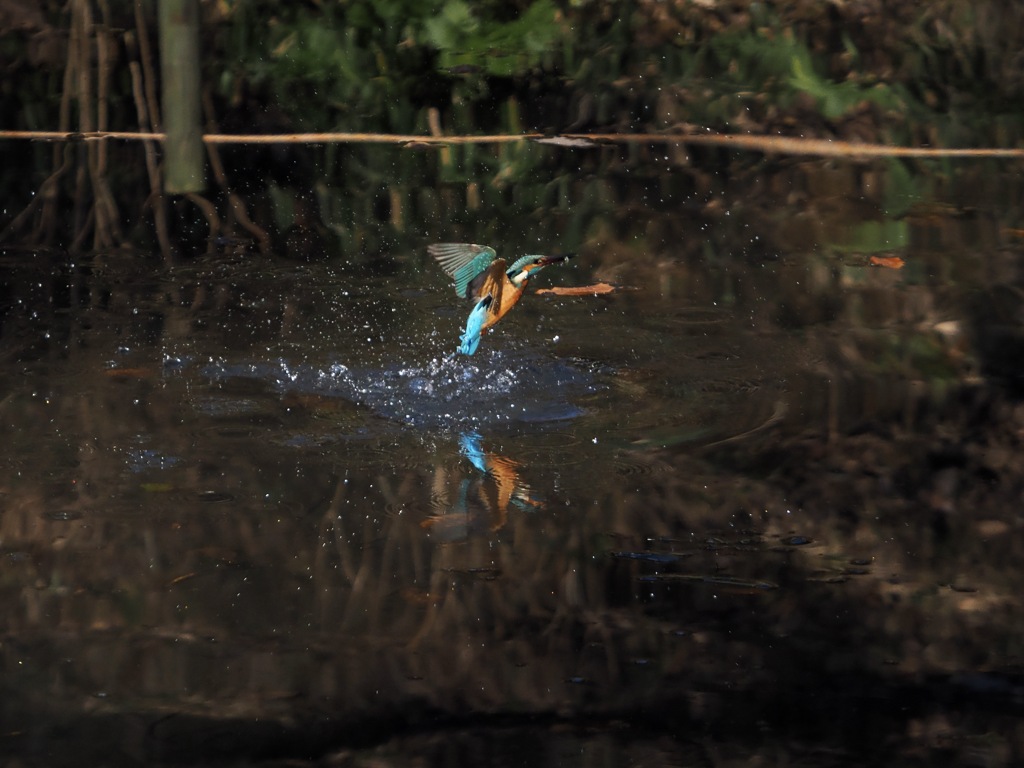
0, 129, 1023, 158
90, 0, 123, 248
131, 60, 170, 260
564, 132, 1024, 158
184, 192, 220, 240
0, 147, 71, 243
200, 87, 271, 252
227, 192, 271, 252
134, 0, 161, 131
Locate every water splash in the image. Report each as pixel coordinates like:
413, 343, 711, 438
202, 348, 602, 429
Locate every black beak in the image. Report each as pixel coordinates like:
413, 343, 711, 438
539, 252, 574, 266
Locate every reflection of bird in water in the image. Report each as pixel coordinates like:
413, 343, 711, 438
429, 243, 571, 355
421, 432, 543, 539
458, 432, 543, 529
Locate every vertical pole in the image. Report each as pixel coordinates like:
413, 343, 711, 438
158, 0, 204, 193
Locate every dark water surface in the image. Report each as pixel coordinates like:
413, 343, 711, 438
3, 158, 1024, 766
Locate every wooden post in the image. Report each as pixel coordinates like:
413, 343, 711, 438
158, 0, 204, 193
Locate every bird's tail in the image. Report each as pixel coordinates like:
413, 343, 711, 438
459, 333, 482, 355
458, 296, 491, 355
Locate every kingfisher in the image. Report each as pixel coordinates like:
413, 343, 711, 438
428, 242, 570, 355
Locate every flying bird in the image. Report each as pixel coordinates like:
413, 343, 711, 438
429, 242, 570, 355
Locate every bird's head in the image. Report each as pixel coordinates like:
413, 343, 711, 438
508, 253, 572, 286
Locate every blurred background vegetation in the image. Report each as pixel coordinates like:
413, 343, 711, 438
1, 0, 1023, 257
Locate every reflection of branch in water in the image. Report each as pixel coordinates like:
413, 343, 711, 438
699, 399, 789, 449
631, 400, 788, 450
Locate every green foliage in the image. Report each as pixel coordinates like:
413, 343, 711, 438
882, 158, 930, 218
831, 220, 909, 254
196, 0, 1024, 259
223, 1, 436, 132
789, 55, 883, 120
423, 0, 563, 77
220, 0, 564, 133
695, 27, 908, 121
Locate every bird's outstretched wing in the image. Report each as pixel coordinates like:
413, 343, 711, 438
429, 243, 498, 299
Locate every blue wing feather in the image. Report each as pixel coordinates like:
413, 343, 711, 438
429, 243, 498, 298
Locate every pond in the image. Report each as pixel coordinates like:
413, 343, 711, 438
2, 151, 1024, 766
